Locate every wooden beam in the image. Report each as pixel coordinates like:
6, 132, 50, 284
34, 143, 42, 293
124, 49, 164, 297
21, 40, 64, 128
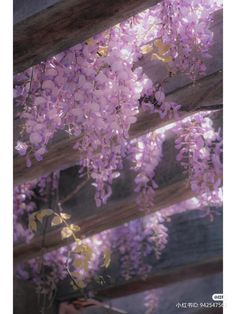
14, 0, 161, 73
13, 70, 222, 186
55, 209, 222, 300
14, 178, 195, 264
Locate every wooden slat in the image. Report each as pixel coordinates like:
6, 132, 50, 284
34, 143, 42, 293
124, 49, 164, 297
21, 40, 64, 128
55, 209, 222, 300
14, 0, 161, 73
13, 70, 222, 186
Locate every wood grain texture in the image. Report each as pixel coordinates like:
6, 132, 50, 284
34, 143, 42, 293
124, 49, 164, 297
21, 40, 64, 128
14, 0, 161, 73
55, 209, 222, 300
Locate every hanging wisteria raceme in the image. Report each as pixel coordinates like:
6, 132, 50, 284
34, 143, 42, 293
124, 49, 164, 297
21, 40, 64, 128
174, 113, 223, 210
129, 130, 165, 212
36, 171, 60, 197
111, 221, 152, 281
16, 247, 69, 298
107, 209, 168, 281
13, 182, 36, 244
156, 0, 222, 80
14, 0, 222, 206
144, 289, 161, 314
13, 172, 60, 244
13, 1, 223, 309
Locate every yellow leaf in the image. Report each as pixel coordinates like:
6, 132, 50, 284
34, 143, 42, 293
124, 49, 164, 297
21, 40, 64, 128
86, 38, 96, 46
151, 53, 172, 63
75, 239, 81, 245
28, 219, 37, 232
60, 212, 71, 220
77, 280, 86, 289
151, 53, 161, 61
98, 46, 108, 57
36, 209, 54, 223
73, 259, 89, 272
140, 43, 153, 55
69, 224, 80, 232
51, 215, 63, 226
74, 244, 83, 254
73, 258, 84, 268
162, 55, 173, 63
102, 249, 111, 268
154, 39, 170, 56
83, 245, 93, 260
61, 227, 73, 239
70, 271, 79, 278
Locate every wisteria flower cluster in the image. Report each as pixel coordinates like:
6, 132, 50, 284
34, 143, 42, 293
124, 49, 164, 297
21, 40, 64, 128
144, 289, 161, 314
13, 1, 223, 310
129, 130, 165, 212
16, 247, 68, 298
175, 113, 223, 207
14, 0, 221, 207
156, 0, 222, 80
13, 182, 36, 244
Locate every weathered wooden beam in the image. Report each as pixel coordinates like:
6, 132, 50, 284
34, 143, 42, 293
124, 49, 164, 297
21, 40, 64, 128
14, 0, 161, 73
13, 70, 222, 186
55, 209, 222, 301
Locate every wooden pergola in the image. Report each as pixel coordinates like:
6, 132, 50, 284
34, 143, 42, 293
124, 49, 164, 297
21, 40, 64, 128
13, 1, 223, 313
